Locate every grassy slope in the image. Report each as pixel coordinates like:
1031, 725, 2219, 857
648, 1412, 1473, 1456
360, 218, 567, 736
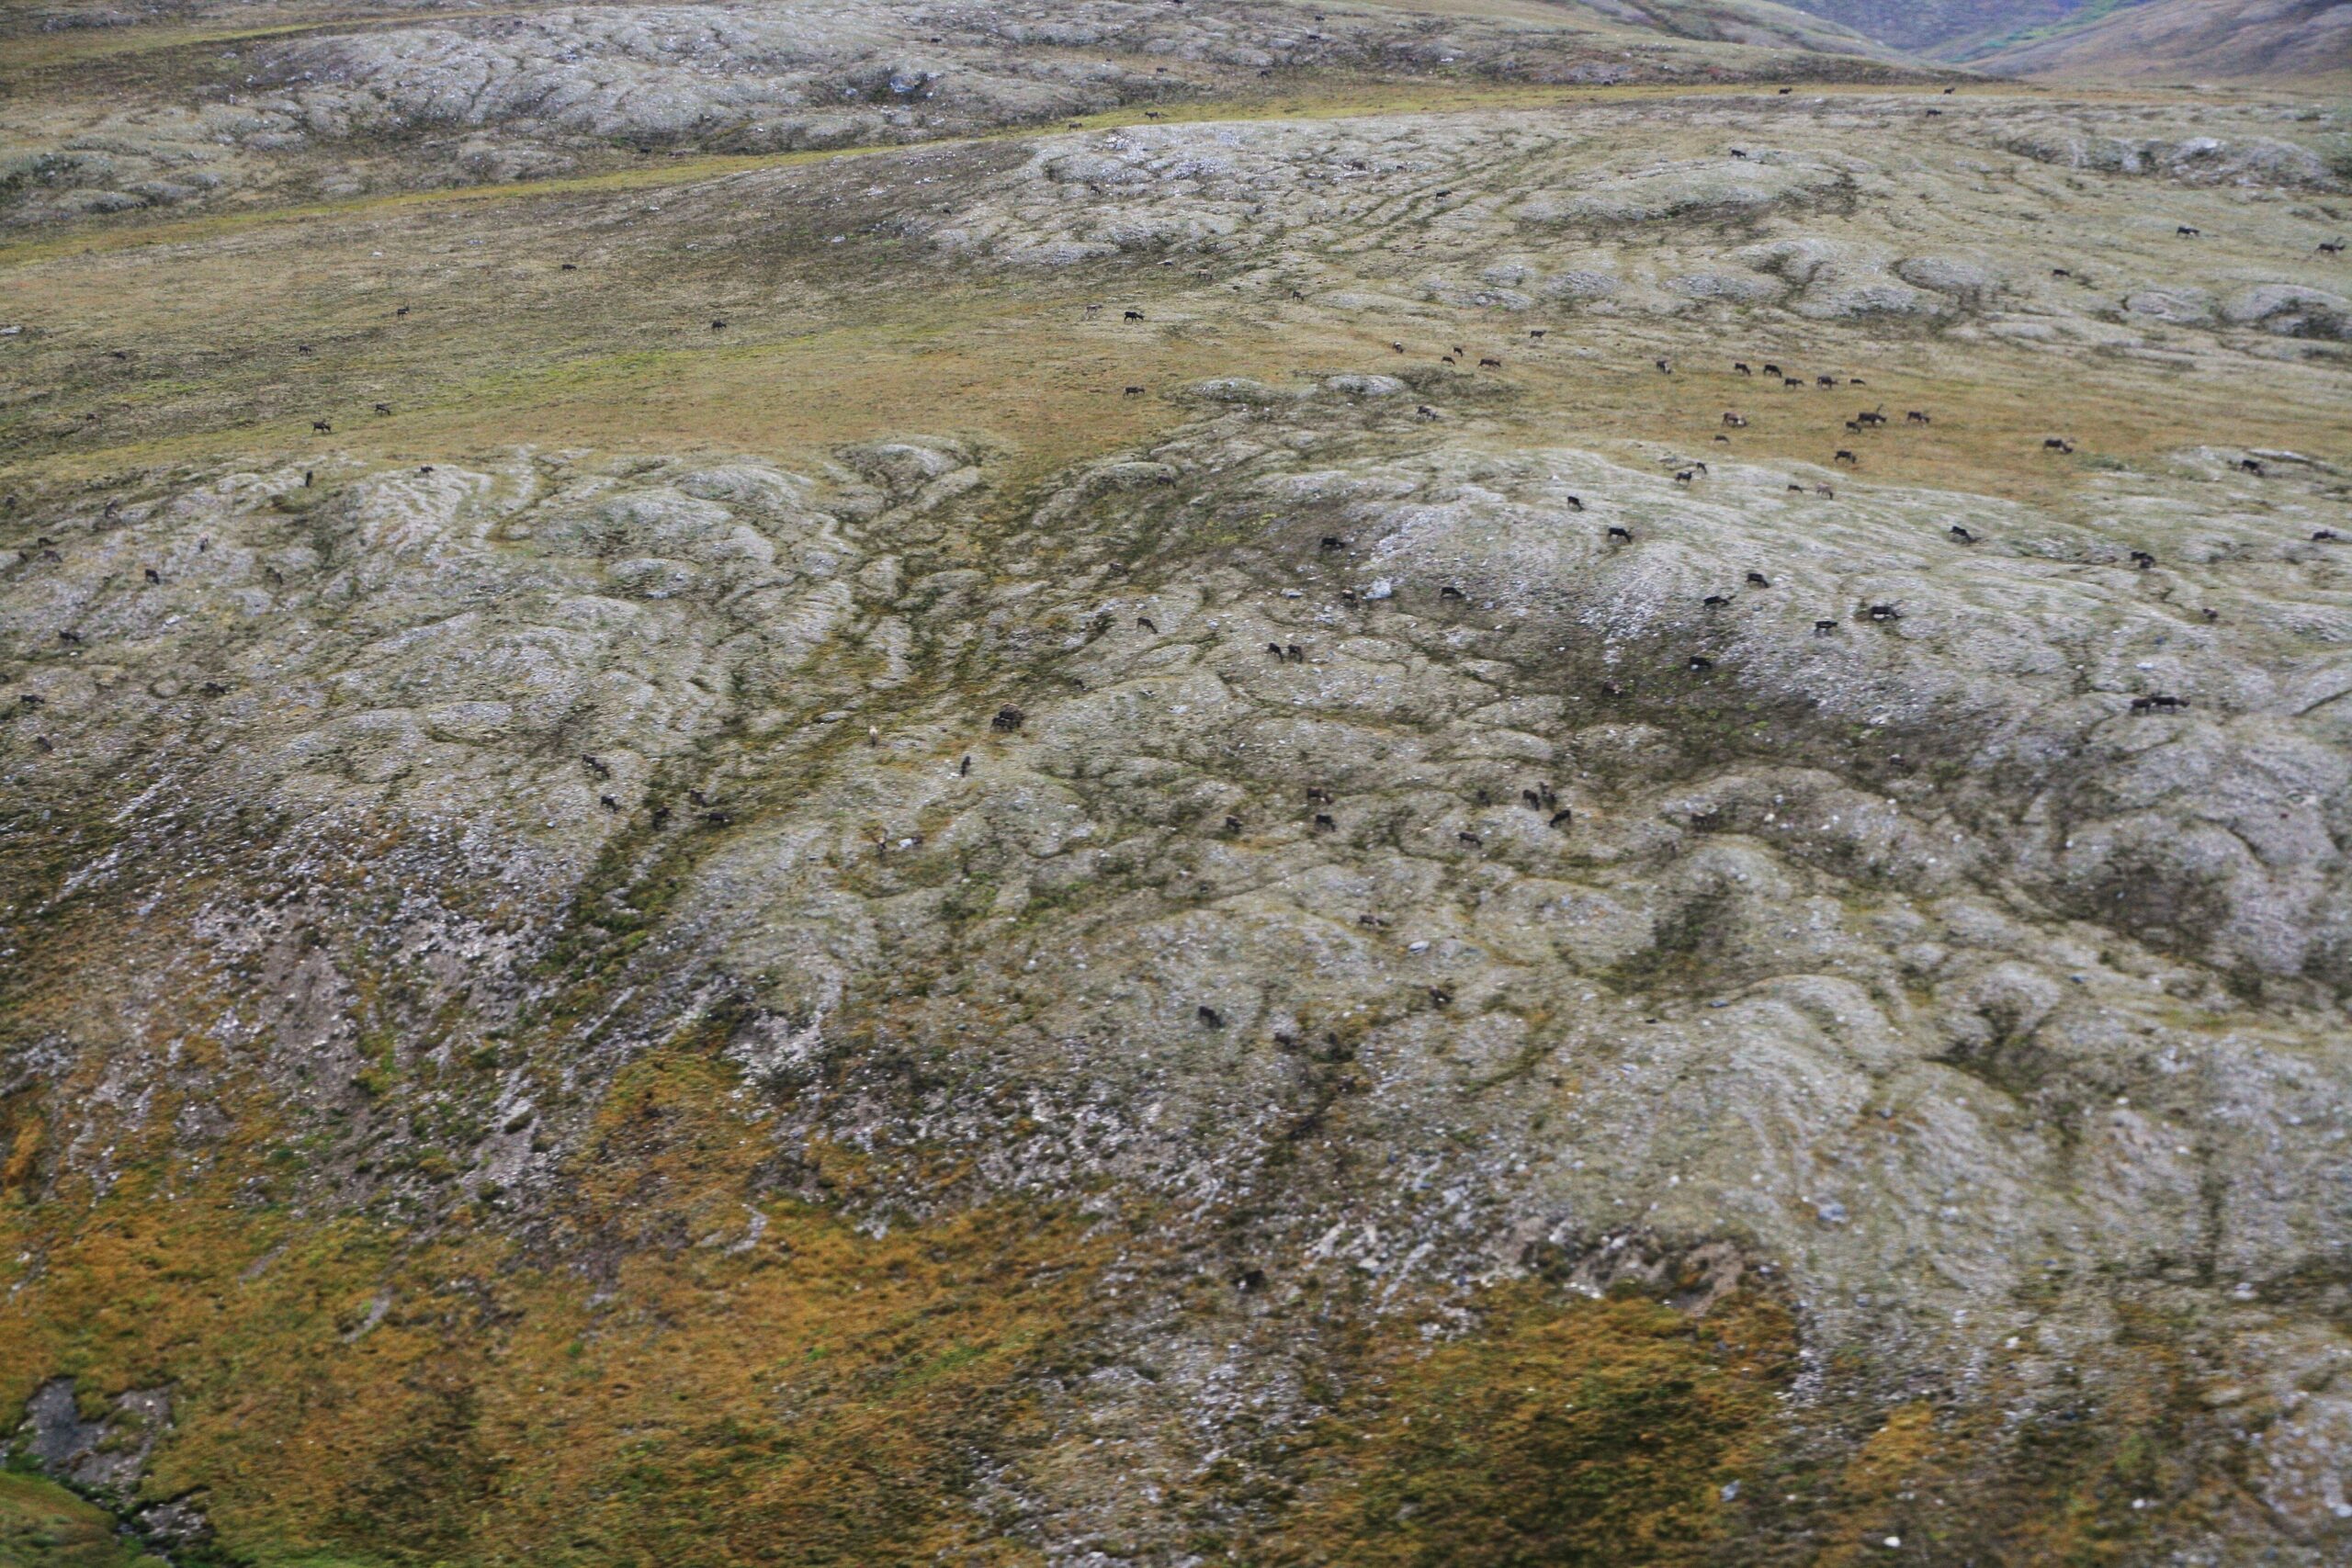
1971, 0, 2352, 82
0, 1473, 167, 1568
2, 3, 2349, 1552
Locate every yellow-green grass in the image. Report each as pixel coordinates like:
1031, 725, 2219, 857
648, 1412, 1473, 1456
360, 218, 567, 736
0, 1472, 167, 1568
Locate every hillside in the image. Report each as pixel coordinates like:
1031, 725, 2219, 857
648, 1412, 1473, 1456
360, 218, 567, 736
1973, 0, 2352, 83
1754, 0, 2092, 55
4, 2, 2352, 1564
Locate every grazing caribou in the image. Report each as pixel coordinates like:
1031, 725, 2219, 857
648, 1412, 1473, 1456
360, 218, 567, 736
1906, 410, 1930, 424
991, 705, 1025, 731
311, 420, 332, 434
1950, 525, 1975, 543
2130, 694, 2186, 712
1747, 571, 1770, 587
1815, 619, 1838, 636
1834, 449, 1859, 466
1478, 356, 1502, 368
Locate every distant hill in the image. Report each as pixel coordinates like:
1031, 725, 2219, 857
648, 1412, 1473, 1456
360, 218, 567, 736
1566, 0, 1917, 57
1970, 0, 2352, 82
1754, 0, 2091, 55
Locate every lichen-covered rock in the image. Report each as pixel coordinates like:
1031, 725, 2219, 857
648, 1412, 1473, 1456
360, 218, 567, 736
2222, 283, 2351, 339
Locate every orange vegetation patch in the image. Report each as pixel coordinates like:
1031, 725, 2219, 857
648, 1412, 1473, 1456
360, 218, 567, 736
1263, 1284, 1801, 1566
0, 1049, 1109, 1567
